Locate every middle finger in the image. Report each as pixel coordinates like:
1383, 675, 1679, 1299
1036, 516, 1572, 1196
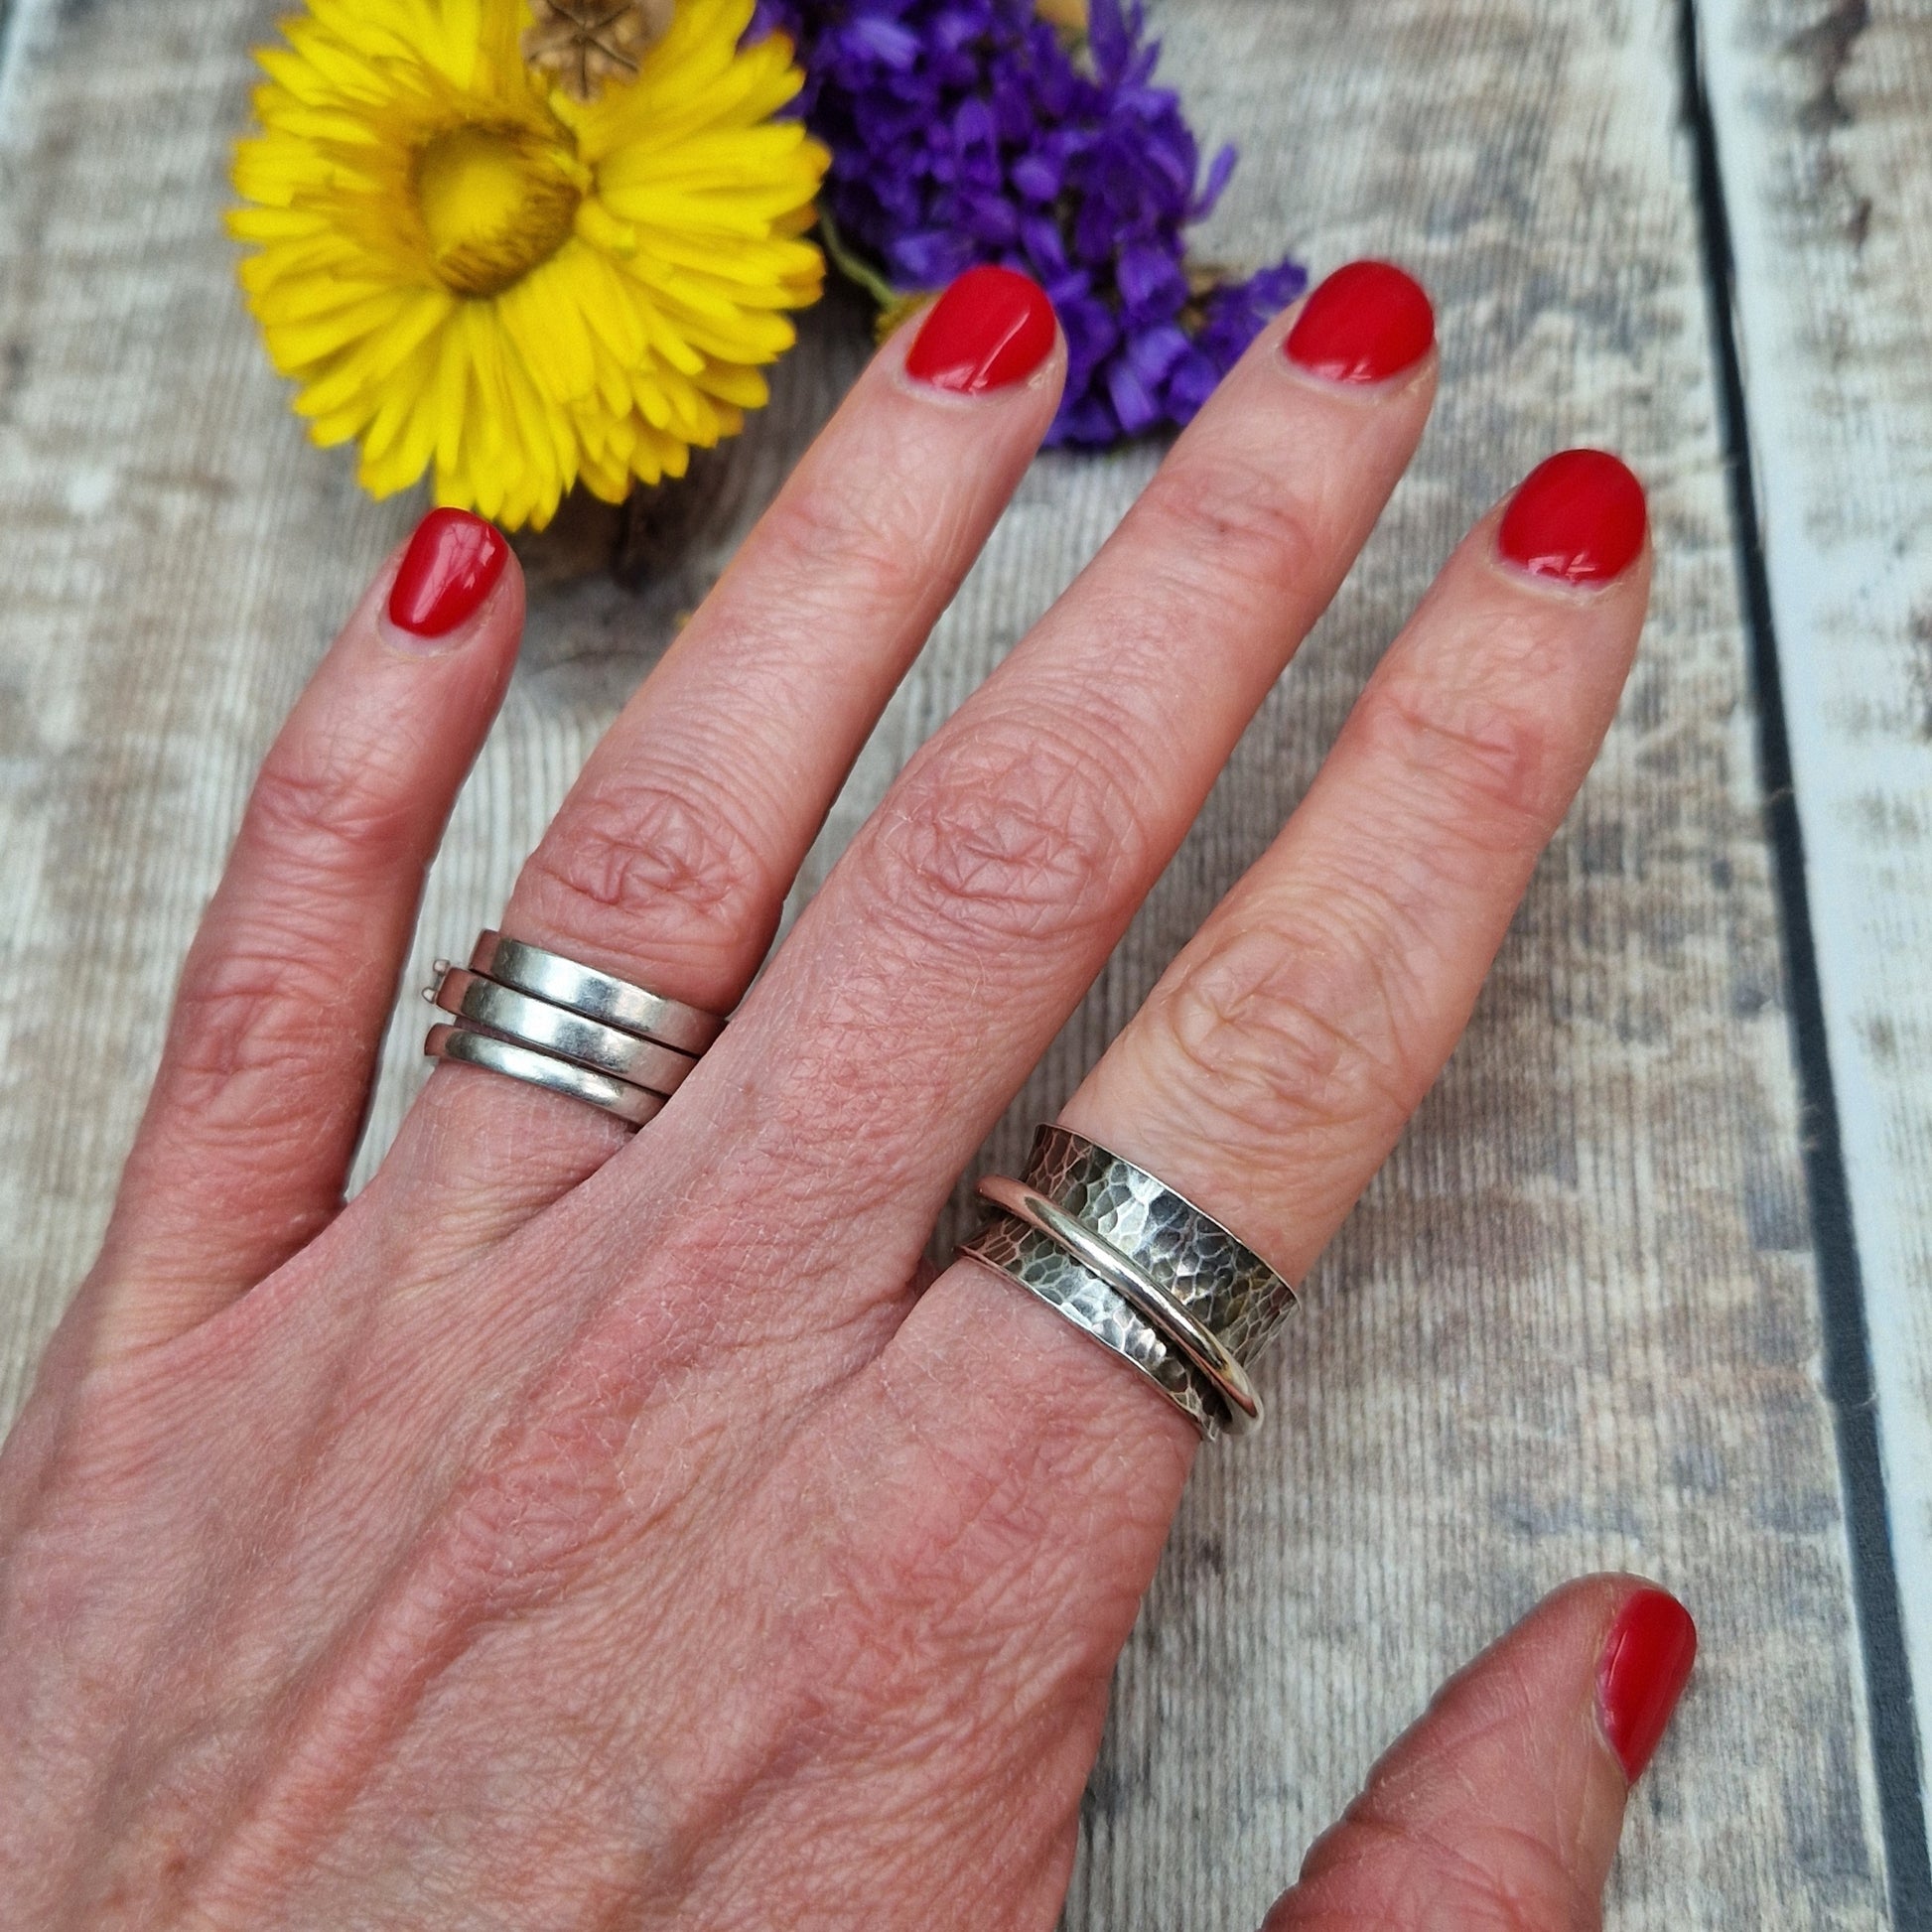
660, 261, 1440, 1344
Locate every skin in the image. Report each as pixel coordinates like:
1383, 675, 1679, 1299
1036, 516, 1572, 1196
0, 287, 1671, 1929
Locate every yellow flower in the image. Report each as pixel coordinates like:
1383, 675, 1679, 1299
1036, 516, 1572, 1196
229, 0, 828, 530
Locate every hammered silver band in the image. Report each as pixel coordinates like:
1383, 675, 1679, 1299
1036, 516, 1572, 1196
976, 1175, 1263, 1432
423, 932, 725, 1127
959, 1126, 1297, 1440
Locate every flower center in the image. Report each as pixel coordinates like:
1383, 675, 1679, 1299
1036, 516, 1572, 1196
413, 123, 584, 299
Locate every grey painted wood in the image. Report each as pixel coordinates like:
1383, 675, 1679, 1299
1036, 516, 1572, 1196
0, 0, 1899, 1923
1700, 0, 1932, 1863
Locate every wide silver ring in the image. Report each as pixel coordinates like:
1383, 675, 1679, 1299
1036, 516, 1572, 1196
976, 1175, 1263, 1432
433, 968, 699, 1097
958, 1126, 1297, 1440
425, 1025, 666, 1127
470, 931, 726, 1056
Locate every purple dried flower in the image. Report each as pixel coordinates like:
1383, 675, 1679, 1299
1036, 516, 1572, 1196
751, 0, 1306, 444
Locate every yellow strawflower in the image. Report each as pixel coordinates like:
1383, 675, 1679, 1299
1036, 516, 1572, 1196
229, 0, 828, 530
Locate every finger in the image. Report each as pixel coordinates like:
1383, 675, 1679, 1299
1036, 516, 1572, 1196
1264, 1577, 1697, 1929
676, 261, 1440, 1353
897, 452, 1648, 1469
89, 510, 521, 1354
802, 455, 1651, 1861
399, 266, 1065, 1212
1066, 448, 1652, 1283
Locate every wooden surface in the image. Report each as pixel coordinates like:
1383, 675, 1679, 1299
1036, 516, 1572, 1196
0, 0, 1921, 1926
1701, 0, 1932, 1868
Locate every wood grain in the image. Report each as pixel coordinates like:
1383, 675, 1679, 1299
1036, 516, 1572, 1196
1700, 0, 1932, 1863
0, 0, 1901, 1922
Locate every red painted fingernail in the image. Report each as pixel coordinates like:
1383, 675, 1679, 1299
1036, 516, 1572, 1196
1596, 1587, 1697, 1783
1284, 260, 1436, 384
1497, 449, 1648, 586
387, 508, 509, 641
905, 265, 1058, 396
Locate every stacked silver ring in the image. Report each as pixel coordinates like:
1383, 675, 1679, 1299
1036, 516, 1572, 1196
959, 1126, 1298, 1440
423, 931, 726, 1127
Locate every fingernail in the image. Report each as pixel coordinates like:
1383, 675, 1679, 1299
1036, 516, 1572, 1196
1284, 260, 1436, 384
904, 265, 1058, 396
387, 508, 509, 644
1497, 449, 1648, 586
1596, 1587, 1697, 1783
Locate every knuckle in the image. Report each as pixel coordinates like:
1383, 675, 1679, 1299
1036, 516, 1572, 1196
1297, 1799, 1600, 1932
1353, 663, 1556, 849
1131, 454, 1325, 608
162, 730, 422, 1117
522, 775, 775, 967
852, 715, 1152, 958
1145, 916, 1424, 1152
758, 464, 936, 621
166, 938, 351, 1105
785, 1419, 1131, 1736
244, 736, 421, 880
423, 1413, 636, 1621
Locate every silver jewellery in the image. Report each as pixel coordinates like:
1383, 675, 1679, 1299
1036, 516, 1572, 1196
958, 1126, 1298, 1440
424, 1025, 667, 1127
471, 930, 724, 1055
433, 969, 700, 1096
422, 931, 725, 1127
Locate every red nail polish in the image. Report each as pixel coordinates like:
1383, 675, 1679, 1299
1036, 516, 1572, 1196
1284, 260, 1436, 384
1497, 450, 1648, 586
1596, 1587, 1697, 1783
904, 265, 1058, 396
388, 508, 509, 638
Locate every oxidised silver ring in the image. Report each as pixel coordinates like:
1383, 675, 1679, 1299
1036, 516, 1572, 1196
958, 1126, 1297, 1440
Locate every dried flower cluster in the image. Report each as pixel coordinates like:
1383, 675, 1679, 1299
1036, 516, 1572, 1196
752, 0, 1306, 444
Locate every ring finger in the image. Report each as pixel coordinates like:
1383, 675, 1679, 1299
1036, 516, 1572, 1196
394, 265, 1066, 1214
610, 260, 1443, 1377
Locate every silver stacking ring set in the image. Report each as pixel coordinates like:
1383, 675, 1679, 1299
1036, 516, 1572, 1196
424, 931, 725, 1128
426, 930, 1297, 1441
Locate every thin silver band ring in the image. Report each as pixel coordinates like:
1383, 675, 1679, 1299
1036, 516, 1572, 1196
425, 1025, 665, 1126
470, 931, 726, 1056
433, 968, 699, 1096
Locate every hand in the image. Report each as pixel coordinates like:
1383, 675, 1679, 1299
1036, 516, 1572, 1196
0, 261, 1691, 1928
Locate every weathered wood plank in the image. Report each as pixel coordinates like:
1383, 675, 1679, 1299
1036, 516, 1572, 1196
0, 0, 1897, 1923
1699, 0, 1932, 1867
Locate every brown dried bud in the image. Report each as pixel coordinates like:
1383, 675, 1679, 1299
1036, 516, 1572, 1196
523, 0, 677, 102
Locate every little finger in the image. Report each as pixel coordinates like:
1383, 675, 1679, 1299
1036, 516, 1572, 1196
399, 267, 1065, 1213
87, 511, 520, 1356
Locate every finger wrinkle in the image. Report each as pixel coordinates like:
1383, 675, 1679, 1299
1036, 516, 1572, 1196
841, 708, 1158, 958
